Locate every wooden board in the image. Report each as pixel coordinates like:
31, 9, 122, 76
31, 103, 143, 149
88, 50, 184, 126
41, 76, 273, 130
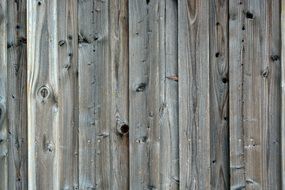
229, 0, 281, 189
0, 0, 8, 189
78, 0, 129, 189
178, 0, 211, 189
7, 0, 28, 189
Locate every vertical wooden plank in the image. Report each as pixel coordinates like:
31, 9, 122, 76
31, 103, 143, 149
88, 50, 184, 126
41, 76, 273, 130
129, 0, 161, 189
159, 0, 179, 189
78, 0, 130, 188
27, 0, 79, 189
229, 0, 246, 188
281, 0, 285, 189
7, 0, 28, 189
260, 1, 281, 189
78, 0, 97, 188
57, 0, 78, 189
230, 0, 281, 189
209, 0, 229, 189
178, 0, 210, 189
27, 0, 59, 188
0, 0, 7, 189
109, 0, 129, 189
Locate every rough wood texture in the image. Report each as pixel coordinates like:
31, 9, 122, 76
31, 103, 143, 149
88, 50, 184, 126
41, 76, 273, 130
27, 0, 78, 189
128, 0, 162, 189
178, 0, 211, 189
209, 0, 229, 189
159, 0, 179, 189
0, 0, 8, 189
78, 0, 129, 189
230, 0, 281, 189
7, 0, 28, 189
2, 1, 284, 189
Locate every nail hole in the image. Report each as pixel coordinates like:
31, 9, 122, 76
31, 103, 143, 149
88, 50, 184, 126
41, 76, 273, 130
146, 0, 150, 4
37, 1, 41, 6
215, 52, 220, 58
216, 22, 220, 26
118, 124, 129, 135
242, 25, 245, 30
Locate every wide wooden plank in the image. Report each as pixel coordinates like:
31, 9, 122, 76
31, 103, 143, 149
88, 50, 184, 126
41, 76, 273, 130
79, 0, 129, 189
27, 0, 78, 189
7, 0, 28, 189
230, 0, 281, 189
159, 0, 179, 189
209, 0, 229, 189
178, 0, 211, 189
0, 0, 8, 189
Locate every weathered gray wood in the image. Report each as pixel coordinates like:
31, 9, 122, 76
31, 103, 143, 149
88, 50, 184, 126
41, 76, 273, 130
129, 0, 162, 189
281, 0, 285, 189
7, 0, 28, 189
159, 0, 179, 189
230, 0, 281, 189
27, 0, 79, 189
109, 0, 129, 189
57, 0, 78, 189
229, 0, 246, 188
178, 0, 211, 189
0, 0, 7, 189
209, 0, 229, 189
27, 0, 59, 188
78, 0, 129, 189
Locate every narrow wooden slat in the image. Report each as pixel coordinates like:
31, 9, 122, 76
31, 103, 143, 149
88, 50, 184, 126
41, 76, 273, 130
0, 0, 8, 189
57, 0, 78, 189
159, 0, 179, 189
178, 0, 211, 189
129, 0, 161, 189
209, 0, 229, 189
281, 0, 285, 189
109, 0, 129, 189
229, 0, 246, 188
7, 0, 28, 189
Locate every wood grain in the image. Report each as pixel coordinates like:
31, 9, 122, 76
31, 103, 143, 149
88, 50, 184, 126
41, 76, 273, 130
178, 0, 211, 189
0, 0, 8, 189
230, 0, 281, 189
209, 0, 229, 189
7, 0, 28, 189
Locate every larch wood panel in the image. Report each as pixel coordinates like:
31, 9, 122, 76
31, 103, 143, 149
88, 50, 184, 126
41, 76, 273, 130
129, 0, 161, 189
79, 0, 129, 189
178, 0, 211, 189
109, 0, 129, 189
229, 0, 246, 188
281, 0, 285, 189
159, 0, 179, 189
7, 0, 28, 189
78, 0, 109, 188
27, 0, 77, 189
0, 0, 8, 189
230, 0, 281, 189
57, 0, 78, 189
209, 0, 229, 189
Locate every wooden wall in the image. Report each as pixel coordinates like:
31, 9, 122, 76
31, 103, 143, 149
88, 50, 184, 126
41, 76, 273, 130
0, 0, 283, 189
